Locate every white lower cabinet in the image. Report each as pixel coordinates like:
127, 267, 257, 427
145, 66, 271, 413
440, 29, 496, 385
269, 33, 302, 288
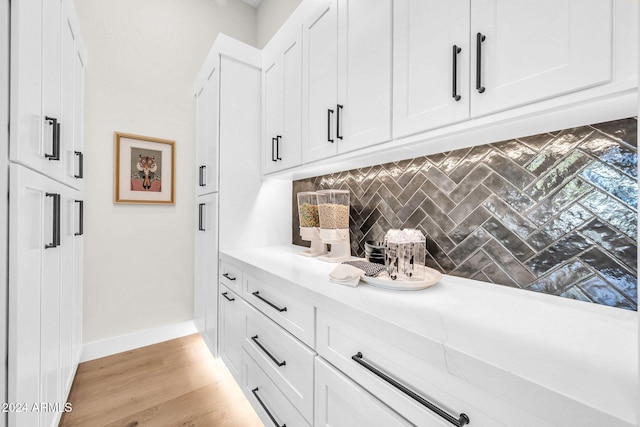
241, 349, 311, 427
315, 357, 412, 427
219, 284, 246, 383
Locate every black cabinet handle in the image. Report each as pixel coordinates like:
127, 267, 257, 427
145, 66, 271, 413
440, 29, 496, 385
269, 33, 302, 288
327, 109, 334, 143
276, 135, 282, 160
198, 165, 206, 187
476, 32, 486, 94
198, 203, 205, 231
74, 200, 83, 236
74, 151, 83, 178
336, 104, 343, 140
271, 137, 277, 162
352, 352, 469, 426
44, 116, 60, 161
222, 292, 235, 302
45, 193, 60, 249
452, 45, 462, 101
251, 335, 286, 367
251, 387, 285, 427
252, 291, 287, 312
222, 272, 236, 281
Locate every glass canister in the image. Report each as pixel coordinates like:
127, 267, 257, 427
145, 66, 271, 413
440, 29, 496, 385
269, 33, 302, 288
297, 191, 320, 228
384, 229, 426, 281
316, 189, 350, 230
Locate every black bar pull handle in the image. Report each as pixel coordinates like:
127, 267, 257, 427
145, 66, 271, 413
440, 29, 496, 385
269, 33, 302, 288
252, 291, 287, 312
198, 165, 206, 187
222, 273, 236, 281
251, 388, 285, 427
276, 135, 282, 160
452, 45, 462, 101
222, 292, 235, 302
251, 335, 286, 367
327, 109, 334, 143
74, 200, 83, 236
271, 137, 277, 162
476, 32, 486, 94
198, 166, 202, 186
45, 193, 60, 249
336, 104, 343, 140
198, 203, 205, 231
74, 151, 84, 178
352, 352, 470, 427
44, 116, 60, 160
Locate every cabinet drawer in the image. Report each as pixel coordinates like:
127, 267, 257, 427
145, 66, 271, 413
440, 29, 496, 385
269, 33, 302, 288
220, 260, 242, 295
244, 273, 314, 346
245, 303, 315, 422
242, 349, 310, 427
219, 284, 247, 383
315, 357, 412, 427
317, 308, 509, 427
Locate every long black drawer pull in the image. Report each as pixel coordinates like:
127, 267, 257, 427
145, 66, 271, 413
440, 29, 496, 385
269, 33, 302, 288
452, 45, 462, 101
74, 151, 84, 178
222, 273, 236, 281
251, 335, 286, 367
327, 109, 334, 143
44, 116, 60, 160
336, 104, 343, 140
352, 352, 470, 427
74, 200, 84, 236
45, 193, 60, 249
271, 137, 277, 162
276, 135, 282, 160
476, 32, 486, 94
198, 165, 206, 187
222, 292, 235, 302
198, 203, 205, 231
252, 291, 287, 312
251, 387, 286, 427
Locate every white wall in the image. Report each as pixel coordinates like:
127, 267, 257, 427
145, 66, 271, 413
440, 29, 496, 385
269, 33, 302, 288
1, 1, 8, 424
74, 0, 257, 343
256, 0, 302, 48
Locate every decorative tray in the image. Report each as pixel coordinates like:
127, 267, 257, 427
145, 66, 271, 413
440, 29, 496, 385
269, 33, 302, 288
360, 265, 442, 291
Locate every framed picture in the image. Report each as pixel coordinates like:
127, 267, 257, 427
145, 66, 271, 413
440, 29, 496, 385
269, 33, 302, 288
114, 132, 175, 204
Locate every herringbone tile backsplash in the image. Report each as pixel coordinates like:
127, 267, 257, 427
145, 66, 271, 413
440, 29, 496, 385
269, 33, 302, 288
293, 118, 638, 310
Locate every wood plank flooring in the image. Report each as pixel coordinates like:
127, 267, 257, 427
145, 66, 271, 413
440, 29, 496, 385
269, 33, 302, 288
59, 333, 264, 427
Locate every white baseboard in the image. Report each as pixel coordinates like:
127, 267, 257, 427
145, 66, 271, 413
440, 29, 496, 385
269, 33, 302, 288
80, 320, 198, 362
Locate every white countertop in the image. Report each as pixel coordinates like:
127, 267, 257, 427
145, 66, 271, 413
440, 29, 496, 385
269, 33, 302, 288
220, 245, 638, 426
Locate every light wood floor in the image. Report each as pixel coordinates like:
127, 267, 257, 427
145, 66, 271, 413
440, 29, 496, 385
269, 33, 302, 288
59, 334, 264, 427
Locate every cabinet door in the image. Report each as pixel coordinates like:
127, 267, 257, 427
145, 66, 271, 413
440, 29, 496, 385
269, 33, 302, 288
393, 0, 470, 139
302, 0, 339, 163
195, 81, 207, 195
9, 165, 64, 427
195, 193, 218, 353
470, 0, 612, 116
71, 195, 83, 366
315, 357, 413, 427
195, 64, 219, 196
337, 0, 392, 152
194, 199, 206, 334
219, 285, 246, 382
262, 53, 282, 174
279, 33, 303, 170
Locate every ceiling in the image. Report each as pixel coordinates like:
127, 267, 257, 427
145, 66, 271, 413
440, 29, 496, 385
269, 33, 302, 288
240, 0, 263, 7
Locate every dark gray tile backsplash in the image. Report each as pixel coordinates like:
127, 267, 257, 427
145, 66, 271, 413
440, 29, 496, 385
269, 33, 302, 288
293, 118, 638, 310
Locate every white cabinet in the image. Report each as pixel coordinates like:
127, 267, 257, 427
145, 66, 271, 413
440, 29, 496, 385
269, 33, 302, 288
314, 357, 413, 427
393, 0, 613, 139
195, 60, 219, 196
194, 192, 218, 353
219, 284, 246, 382
8, 164, 81, 427
470, 0, 612, 117
262, 29, 302, 174
302, 0, 392, 163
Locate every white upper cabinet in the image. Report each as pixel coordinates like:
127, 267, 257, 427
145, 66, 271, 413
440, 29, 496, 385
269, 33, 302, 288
470, 0, 612, 117
195, 61, 219, 196
302, 0, 392, 164
393, 0, 471, 139
262, 30, 302, 174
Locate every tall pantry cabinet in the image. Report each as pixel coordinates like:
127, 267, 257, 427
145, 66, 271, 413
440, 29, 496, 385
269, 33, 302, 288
7, 0, 86, 426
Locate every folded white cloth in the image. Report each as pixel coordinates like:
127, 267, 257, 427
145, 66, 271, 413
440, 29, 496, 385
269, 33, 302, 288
329, 264, 365, 287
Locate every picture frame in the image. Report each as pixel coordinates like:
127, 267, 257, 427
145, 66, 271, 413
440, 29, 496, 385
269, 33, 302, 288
114, 132, 175, 204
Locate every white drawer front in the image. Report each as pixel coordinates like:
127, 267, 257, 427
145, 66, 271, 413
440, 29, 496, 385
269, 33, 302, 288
220, 260, 243, 295
315, 357, 412, 427
244, 273, 314, 346
242, 349, 310, 427
219, 284, 247, 383
316, 308, 521, 427
245, 303, 315, 422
